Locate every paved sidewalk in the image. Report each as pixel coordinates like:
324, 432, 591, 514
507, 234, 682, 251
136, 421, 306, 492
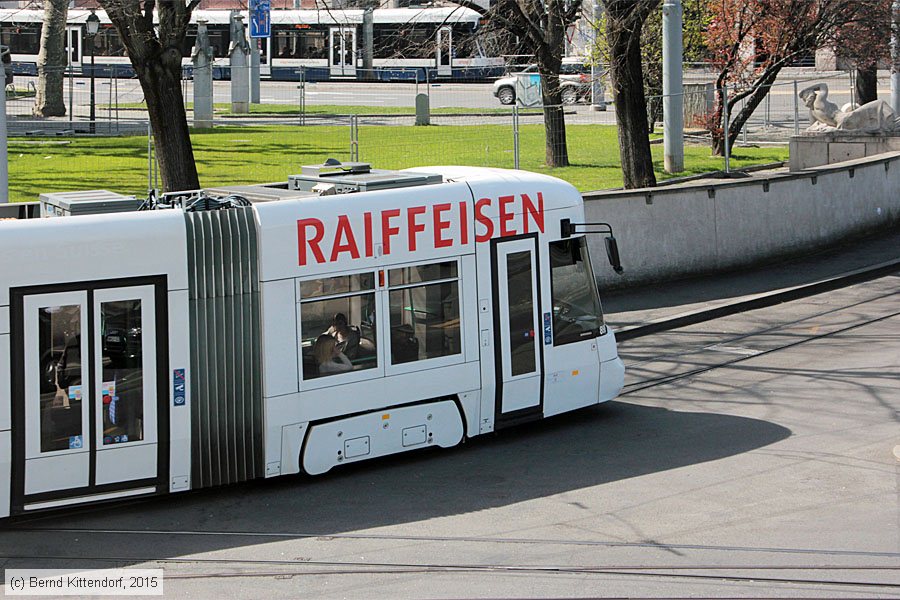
603, 227, 900, 339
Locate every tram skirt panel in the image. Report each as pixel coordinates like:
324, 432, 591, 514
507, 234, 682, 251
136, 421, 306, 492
185, 208, 264, 488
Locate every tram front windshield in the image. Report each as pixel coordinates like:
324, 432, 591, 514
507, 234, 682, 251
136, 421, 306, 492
549, 237, 605, 345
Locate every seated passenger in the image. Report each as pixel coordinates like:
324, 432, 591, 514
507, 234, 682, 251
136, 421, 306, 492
327, 312, 361, 359
313, 334, 352, 375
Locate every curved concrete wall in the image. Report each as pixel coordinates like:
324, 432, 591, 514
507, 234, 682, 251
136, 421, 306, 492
584, 151, 900, 288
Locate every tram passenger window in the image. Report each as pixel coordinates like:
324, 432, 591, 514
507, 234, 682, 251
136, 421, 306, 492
388, 261, 461, 365
2, 24, 41, 55
549, 238, 606, 345
38, 305, 83, 453
299, 273, 377, 380
99, 300, 144, 445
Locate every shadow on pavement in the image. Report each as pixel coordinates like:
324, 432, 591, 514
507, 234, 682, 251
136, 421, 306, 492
0, 401, 791, 566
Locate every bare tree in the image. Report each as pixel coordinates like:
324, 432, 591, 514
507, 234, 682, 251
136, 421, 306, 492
833, 0, 891, 105
99, 0, 200, 191
32, 0, 68, 117
455, 0, 583, 167
705, 0, 868, 156
601, 0, 661, 188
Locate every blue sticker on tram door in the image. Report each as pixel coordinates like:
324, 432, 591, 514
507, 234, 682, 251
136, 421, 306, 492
68, 435, 83, 449
173, 369, 186, 406
543, 312, 552, 345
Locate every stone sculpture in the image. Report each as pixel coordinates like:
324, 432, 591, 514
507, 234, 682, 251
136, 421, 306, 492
799, 82, 900, 133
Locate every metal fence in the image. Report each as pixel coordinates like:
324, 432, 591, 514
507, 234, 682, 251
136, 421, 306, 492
6, 67, 881, 203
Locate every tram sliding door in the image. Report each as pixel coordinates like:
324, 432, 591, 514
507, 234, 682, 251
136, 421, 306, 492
329, 27, 356, 77
436, 27, 452, 77
11, 281, 167, 513
493, 237, 543, 423
65, 27, 82, 69
256, 38, 271, 77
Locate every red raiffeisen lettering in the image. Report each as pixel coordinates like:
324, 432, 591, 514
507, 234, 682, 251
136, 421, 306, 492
297, 192, 545, 266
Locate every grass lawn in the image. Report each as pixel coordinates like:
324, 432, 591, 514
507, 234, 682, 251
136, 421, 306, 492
8, 123, 788, 204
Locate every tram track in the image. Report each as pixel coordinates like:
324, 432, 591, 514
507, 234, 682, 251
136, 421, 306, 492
1, 553, 898, 592
618, 282, 900, 395
6, 526, 900, 559
4, 273, 898, 596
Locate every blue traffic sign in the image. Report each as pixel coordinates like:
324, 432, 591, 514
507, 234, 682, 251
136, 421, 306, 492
250, 0, 271, 38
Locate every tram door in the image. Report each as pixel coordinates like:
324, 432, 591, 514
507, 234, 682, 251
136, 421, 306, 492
436, 27, 452, 77
493, 237, 543, 421
65, 27, 82, 69
257, 38, 271, 77
329, 27, 356, 77
11, 282, 166, 513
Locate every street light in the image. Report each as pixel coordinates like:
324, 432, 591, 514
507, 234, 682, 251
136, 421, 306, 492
86, 11, 100, 134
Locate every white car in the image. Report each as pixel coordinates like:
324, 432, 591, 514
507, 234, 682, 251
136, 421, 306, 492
492, 63, 593, 105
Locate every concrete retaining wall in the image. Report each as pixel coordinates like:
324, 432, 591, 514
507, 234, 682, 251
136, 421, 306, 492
585, 151, 900, 288
790, 134, 900, 171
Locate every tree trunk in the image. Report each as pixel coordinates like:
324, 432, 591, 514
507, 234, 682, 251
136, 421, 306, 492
647, 95, 663, 134
32, 0, 68, 117
608, 13, 657, 188
139, 50, 199, 192
537, 16, 569, 168
711, 66, 782, 156
539, 58, 569, 167
855, 64, 878, 105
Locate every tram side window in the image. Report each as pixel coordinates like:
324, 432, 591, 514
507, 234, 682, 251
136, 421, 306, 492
549, 238, 606, 345
274, 29, 326, 59
299, 273, 378, 380
2, 24, 41, 55
181, 28, 228, 59
91, 26, 126, 58
100, 300, 144, 445
388, 261, 461, 365
38, 305, 83, 453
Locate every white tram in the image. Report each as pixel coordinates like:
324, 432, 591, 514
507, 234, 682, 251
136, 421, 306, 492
0, 7, 502, 82
0, 164, 624, 517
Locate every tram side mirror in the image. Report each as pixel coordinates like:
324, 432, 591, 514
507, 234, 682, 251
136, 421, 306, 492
605, 236, 624, 274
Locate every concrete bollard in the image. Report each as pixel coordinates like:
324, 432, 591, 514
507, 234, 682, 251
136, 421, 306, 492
415, 93, 430, 126
192, 20, 214, 129
229, 12, 250, 114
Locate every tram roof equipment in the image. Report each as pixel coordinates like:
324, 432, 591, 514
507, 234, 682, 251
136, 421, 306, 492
38, 190, 140, 218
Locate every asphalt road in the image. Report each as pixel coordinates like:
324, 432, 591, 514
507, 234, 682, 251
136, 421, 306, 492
8, 71, 897, 125
2, 271, 898, 598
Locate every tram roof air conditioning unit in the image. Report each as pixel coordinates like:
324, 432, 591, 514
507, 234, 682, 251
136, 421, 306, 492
289, 159, 441, 194
38, 190, 141, 218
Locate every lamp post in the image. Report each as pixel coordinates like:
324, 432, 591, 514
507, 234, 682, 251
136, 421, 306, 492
86, 11, 100, 134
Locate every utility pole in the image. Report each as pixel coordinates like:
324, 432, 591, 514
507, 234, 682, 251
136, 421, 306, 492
590, 1, 606, 111
250, 39, 261, 104
363, 7, 375, 81
892, 0, 900, 114
662, 0, 684, 173
0, 47, 8, 203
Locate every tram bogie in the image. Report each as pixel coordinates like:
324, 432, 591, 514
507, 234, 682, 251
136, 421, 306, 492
0, 164, 625, 517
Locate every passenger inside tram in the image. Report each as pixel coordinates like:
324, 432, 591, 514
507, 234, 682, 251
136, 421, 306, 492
312, 334, 353, 375
299, 274, 378, 380
325, 312, 361, 359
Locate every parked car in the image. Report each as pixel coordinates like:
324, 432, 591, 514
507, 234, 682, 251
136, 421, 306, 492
492, 61, 594, 106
